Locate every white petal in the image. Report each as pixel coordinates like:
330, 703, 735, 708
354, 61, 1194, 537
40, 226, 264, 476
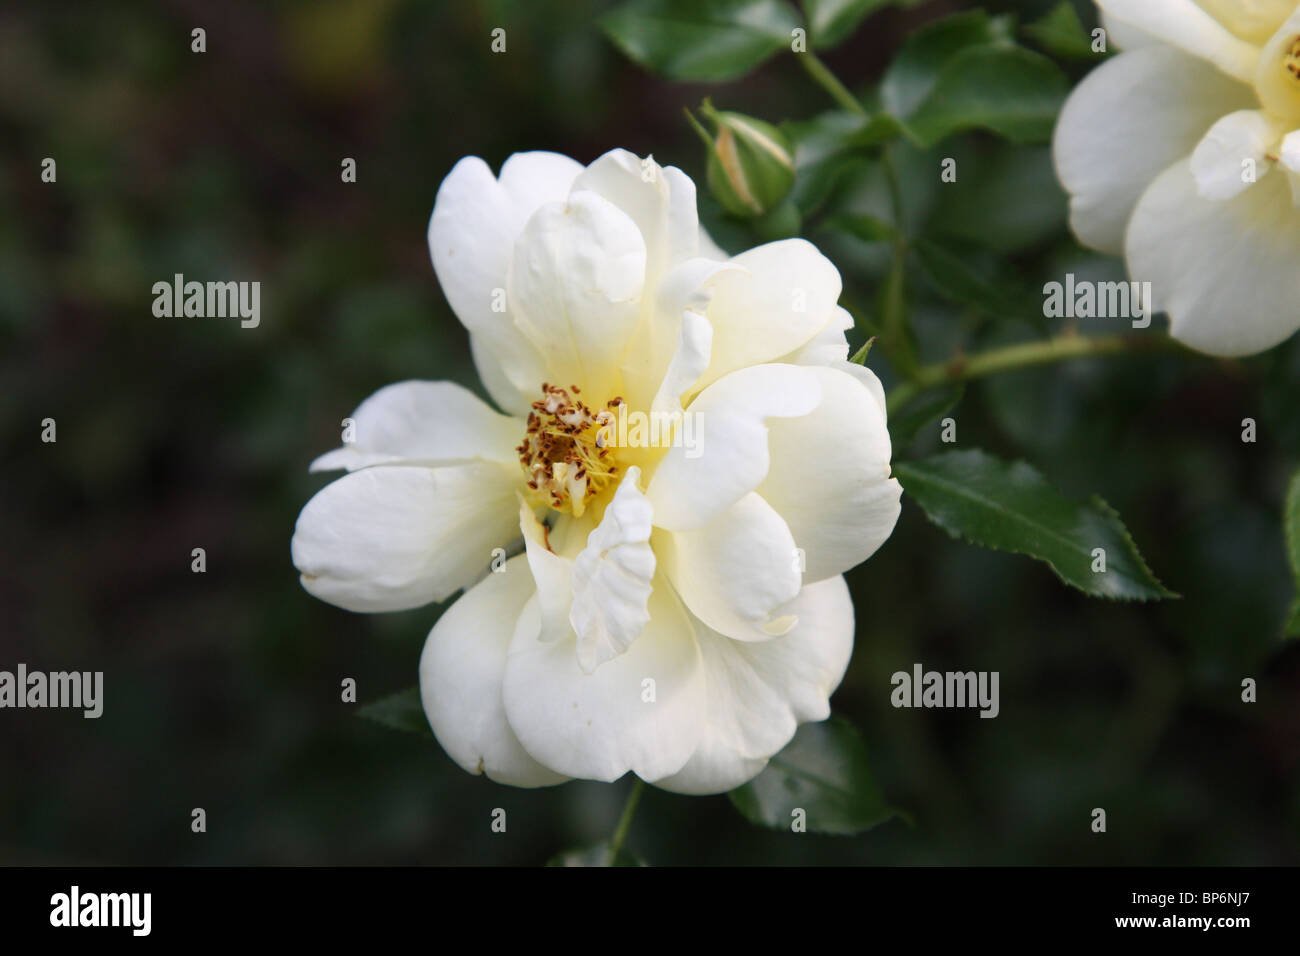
1197, 0, 1297, 44
831, 359, 888, 418
642, 257, 742, 415
1286, 169, 1300, 206
508, 190, 647, 397
498, 150, 586, 213
1101, 10, 1157, 49
1095, 0, 1261, 81
1190, 110, 1289, 199
659, 492, 802, 643
654, 575, 855, 795
502, 581, 706, 782
646, 363, 821, 531
570, 149, 701, 284
1280, 130, 1300, 204
1126, 158, 1300, 355
428, 153, 579, 394
698, 239, 843, 390
519, 500, 575, 644
759, 366, 902, 582
617, 255, 739, 417
309, 380, 521, 473
1053, 45, 1256, 253
419, 554, 569, 787
1280, 128, 1300, 173
655, 738, 766, 795
1253, 7, 1300, 122
570, 467, 656, 673
649, 310, 713, 419
291, 462, 519, 612
544, 509, 598, 558
470, 333, 534, 417
774, 304, 889, 417
778, 305, 854, 367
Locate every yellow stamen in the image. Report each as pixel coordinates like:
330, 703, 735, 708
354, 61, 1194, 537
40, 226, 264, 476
1285, 37, 1300, 84
516, 384, 623, 517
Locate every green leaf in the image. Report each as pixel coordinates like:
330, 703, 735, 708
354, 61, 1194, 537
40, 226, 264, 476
802, 0, 922, 49
874, 236, 914, 368
880, 11, 1015, 120
928, 143, 1067, 254
880, 11, 1067, 146
902, 46, 1069, 146
783, 110, 899, 216
1285, 470, 1300, 637
888, 384, 964, 445
1024, 1, 1102, 60
912, 237, 1043, 327
824, 212, 897, 243
751, 196, 803, 240
729, 717, 898, 835
547, 842, 648, 867
601, 0, 801, 82
895, 449, 1177, 601
357, 687, 432, 737
849, 335, 876, 364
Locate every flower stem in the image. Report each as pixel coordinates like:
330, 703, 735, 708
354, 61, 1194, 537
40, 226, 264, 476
885, 333, 1189, 416
607, 778, 645, 865
796, 51, 919, 378
791, 54, 1182, 413
797, 51, 868, 117
876, 143, 919, 377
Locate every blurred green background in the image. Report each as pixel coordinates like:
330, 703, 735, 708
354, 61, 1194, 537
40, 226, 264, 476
2, 0, 1297, 865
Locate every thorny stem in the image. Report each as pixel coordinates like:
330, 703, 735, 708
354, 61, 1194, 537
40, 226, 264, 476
607, 778, 645, 865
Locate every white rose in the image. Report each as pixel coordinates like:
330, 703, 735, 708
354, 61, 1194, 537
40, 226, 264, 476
1054, 0, 1300, 356
291, 148, 902, 794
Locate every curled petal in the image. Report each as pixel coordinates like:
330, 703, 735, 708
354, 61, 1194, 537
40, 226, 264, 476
570, 467, 656, 673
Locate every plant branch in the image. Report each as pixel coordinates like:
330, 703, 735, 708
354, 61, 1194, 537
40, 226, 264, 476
885, 333, 1188, 415
796, 51, 919, 377
607, 778, 645, 865
797, 51, 868, 117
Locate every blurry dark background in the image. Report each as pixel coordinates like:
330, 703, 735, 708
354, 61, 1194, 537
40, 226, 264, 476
2, 0, 1297, 865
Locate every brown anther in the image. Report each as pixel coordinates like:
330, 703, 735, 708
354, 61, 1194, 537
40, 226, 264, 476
517, 382, 623, 516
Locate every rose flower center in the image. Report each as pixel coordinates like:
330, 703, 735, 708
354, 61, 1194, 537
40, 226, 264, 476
1286, 37, 1300, 84
516, 383, 624, 518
